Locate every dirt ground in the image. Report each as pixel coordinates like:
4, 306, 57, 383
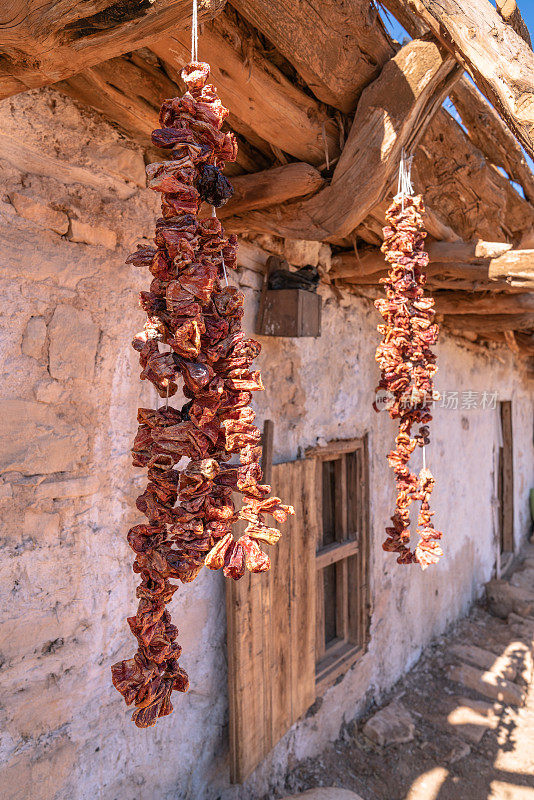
277, 603, 534, 800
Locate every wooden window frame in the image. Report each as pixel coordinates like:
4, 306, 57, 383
306, 436, 370, 692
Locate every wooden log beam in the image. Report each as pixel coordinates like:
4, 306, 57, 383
496, 0, 532, 48
405, 0, 534, 159
443, 313, 534, 333
230, 0, 395, 112
331, 241, 524, 276
330, 244, 534, 289
57, 52, 270, 176
150, 13, 340, 166
0, 0, 225, 100
450, 78, 534, 204
216, 164, 324, 219
223, 39, 461, 240
415, 107, 534, 243
434, 291, 534, 315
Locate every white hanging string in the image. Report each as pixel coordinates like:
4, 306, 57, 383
191, 0, 198, 62
212, 205, 229, 286
395, 147, 414, 211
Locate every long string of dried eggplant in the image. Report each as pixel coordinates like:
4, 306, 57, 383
111, 13, 294, 727
373, 151, 443, 569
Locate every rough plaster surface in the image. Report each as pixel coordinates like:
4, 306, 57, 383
0, 88, 533, 800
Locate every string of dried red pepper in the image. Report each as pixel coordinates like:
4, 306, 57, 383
374, 188, 443, 569
111, 61, 293, 728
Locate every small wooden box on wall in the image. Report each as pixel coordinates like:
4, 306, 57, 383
256, 256, 322, 338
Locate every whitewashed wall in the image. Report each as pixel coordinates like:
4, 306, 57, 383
0, 89, 533, 800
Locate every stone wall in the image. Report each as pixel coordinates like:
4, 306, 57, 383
0, 89, 533, 800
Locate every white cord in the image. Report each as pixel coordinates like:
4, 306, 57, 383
191, 0, 198, 62
211, 205, 229, 287
396, 147, 414, 211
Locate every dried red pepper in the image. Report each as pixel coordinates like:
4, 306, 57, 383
374, 195, 443, 569
112, 61, 294, 728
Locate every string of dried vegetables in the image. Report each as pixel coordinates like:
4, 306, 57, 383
373, 193, 443, 569
111, 61, 294, 728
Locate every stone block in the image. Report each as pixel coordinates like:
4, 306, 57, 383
238, 268, 263, 291
444, 696, 499, 743
48, 304, 99, 381
92, 142, 146, 187
0, 398, 88, 474
486, 579, 534, 619
21, 316, 47, 359
69, 218, 117, 249
449, 643, 517, 681
34, 378, 70, 404
284, 238, 321, 267
10, 192, 69, 235
34, 475, 99, 500
447, 663, 525, 706
362, 700, 415, 746
510, 568, 534, 592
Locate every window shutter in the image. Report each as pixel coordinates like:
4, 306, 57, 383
226, 458, 318, 783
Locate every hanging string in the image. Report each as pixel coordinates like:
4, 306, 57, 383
191, 0, 198, 62
395, 147, 414, 212
212, 205, 229, 286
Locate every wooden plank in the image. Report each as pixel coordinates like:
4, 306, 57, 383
405, 0, 534, 159
0, 0, 225, 100
261, 419, 274, 487
306, 437, 369, 459
501, 401, 515, 553
226, 566, 269, 782
316, 540, 360, 571
151, 13, 340, 165
230, 0, 394, 112
227, 458, 317, 782
268, 462, 292, 747
221, 39, 461, 240
288, 459, 318, 724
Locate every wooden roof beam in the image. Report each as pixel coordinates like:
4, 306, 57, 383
215, 164, 324, 218
404, 0, 534, 159
150, 13, 340, 166
450, 78, 534, 205
433, 291, 534, 315
223, 38, 461, 240
330, 244, 534, 290
495, 1, 532, 48
0, 0, 225, 100
57, 53, 270, 176
229, 0, 395, 112
442, 313, 534, 333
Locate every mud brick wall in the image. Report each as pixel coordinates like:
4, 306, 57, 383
0, 89, 533, 800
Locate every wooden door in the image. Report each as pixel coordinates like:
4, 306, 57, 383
226, 458, 318, 783
498, 400, 514, 554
